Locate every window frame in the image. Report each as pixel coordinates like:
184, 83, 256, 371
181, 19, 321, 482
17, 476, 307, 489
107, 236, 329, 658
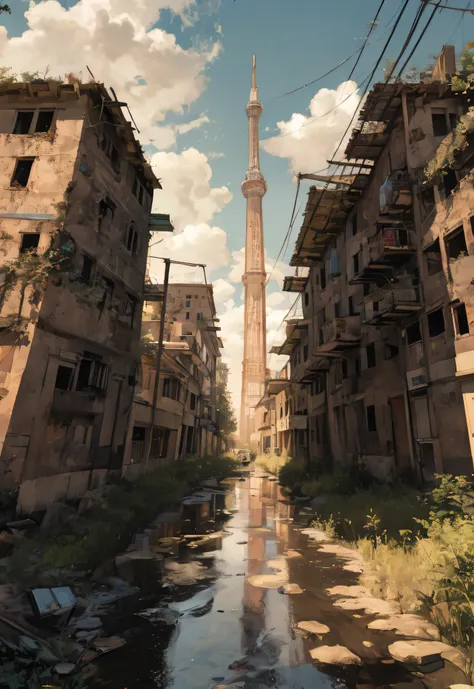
12, 109, 56, 135
10, 158, 35, 189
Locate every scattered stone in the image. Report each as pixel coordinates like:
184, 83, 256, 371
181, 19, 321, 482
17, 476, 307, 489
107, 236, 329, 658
368, 614, 439, 640
326, 585, 371, 598
389, 640, 453, 669
284, 550, 302, 559
75, 616, 102, 631
318, 544, 364, 573
295, 620, 330, 636
441, 648, 470, 674
277, 583, 304, 595
381, 659, 395, 665
448, 685, 474, 689
334, 596, 397, 616
310, 645, 362, 665
54, 663, 76, 676
363, 641, 374, 648
41, 502, 76, 531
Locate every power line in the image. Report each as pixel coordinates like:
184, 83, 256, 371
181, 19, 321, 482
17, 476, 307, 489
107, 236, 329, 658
395, 2, 442, 79
265, 176, 301, 286
421, 0, 474, 10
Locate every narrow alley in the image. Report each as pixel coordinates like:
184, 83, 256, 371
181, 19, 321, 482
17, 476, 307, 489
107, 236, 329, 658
87, 470, 465, 689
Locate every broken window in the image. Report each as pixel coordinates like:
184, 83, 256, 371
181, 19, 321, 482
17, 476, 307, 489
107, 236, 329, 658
13, 111, 34, 134
334, 302, 340, 318
186, 312, 190, 320
303, 344, 308, 361
432, 112, 449, 137
99, 277, 114, 308
363, 283, 370, 297
427, 307, 445, 338
366, 342, 376, 368
20, 233, 40, 254
442, 169, 458, 198
445, 226, 468, 260
150, 428, 170, 459
421, 185, 436, 217
55, 365, 73, 391
304, 292, 309, 307
406, 321, 422, 345
163, 377, 181, 400
366, 405, 377, 432
35, 111, 55, 133
124, 293, 137, 327
123, 224, 139, 256
190, 393, 197, 411
320, 267, 326, 290
453, 302, 470, 336
351, 213, 357, 236
98, 197, 115, 233
80, 255, 95, 283
11, 158, 34, 188
75, 359, 92, 391
424, 238, 443, 275
76, 357, 107, 393
353, 252, 360, 275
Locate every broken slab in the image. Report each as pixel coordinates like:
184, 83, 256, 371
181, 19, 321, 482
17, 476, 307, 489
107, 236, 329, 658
300, 528, 328, 542
333, 596, 397, 616
318, 544, 364, 572
310, 645, 362, 665
326, 585, 371, 598
295, 620, 330, 636
278, 583, 304, 595
389, 639, 453, 667
367, 614, 439, 640
284, 550, 302, 559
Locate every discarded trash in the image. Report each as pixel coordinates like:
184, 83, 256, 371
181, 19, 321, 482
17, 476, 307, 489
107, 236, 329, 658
30, 587, 77, 618
236, 541, 248, 545
217, 609, 225, 613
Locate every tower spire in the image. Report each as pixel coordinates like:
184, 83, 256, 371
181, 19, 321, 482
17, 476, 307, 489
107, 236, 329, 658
240, 55, 267, 446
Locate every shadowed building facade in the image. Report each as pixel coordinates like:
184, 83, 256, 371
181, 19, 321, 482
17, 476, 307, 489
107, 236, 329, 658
240, 56, 268, 446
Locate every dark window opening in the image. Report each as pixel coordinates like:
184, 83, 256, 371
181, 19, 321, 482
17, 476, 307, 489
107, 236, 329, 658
353, 252, 360, 275
470, 215, 474, 236
424, 238, 443, 275
421, 185, 436, 215
385, 343, 399, 360
55, 365, 73, 391
186, 312, 190, 320
342, 359, 348, 379
151, 427, 170, 459
98, 197, 115, 232
124, 293, 136, 327
190, 393, 197, 411
163, 377, 181, 400
449, 113, 458, 131
303, 344, 308, 361
35, 110, 54, 133
334, 302, 340, 318
366, 342, 376, 368
20, 233, 40, 254
315, 418, 321, 444
445, 226, 467, 260
406, 321, 422, 345
138, 185, 144, 205
349, 297, 355, 315
13, 111, 34, 134
373, 300, 379, 313
363, 283, 370, 297
100, 277, 114, 307
428, 307, 445, 338
351, 213, 357, 236
76, 359, 92, 392
304, 292, 309, 307
320, 267, 326, 290
453, 303, 469, 336
80, 255, 95, 283
432, 112, 448, 137
355, 357, 361, 377
443, 168, 458, 198
124, 224, 139, 255
367, 405, 377, 432
110, 146, 120, 174
132, 426, 146, 442
132, 177, 138, 197
11, 158, 34, 188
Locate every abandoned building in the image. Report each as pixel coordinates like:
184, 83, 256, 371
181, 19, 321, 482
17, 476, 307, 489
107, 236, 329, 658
122, 283, 223, 476
0, 80, 165, 512
260, 46, 474, 482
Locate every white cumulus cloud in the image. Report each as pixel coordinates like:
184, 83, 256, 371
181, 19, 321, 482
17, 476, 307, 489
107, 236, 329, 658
261, 80, 362, 174
152, 148, 232, 231
0, 0, 221, 149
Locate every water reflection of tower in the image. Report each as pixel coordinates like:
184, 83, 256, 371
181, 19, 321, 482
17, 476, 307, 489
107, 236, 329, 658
241, 475, 267, 654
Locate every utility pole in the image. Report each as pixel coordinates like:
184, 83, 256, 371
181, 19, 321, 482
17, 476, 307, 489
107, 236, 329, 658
142, 256, 210, 473
143, 257, 171, 473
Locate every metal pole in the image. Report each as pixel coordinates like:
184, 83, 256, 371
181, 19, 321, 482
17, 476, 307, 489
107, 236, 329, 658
143, 257, 171, 473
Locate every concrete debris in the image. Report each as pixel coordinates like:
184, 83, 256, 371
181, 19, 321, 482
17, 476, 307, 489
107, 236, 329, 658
333, 596, 398, 616
74, 616, 103, 631
310, 645, 362, 665
326, 585, 371, 598
115, 550, 164, 586
283, 550, 302, 558
389, 639, 454, 672
300, 527, 329, 542
368, 614, 440, 640
136, 607, 181, 624
318, 544, 364, 572
277, 583, 304, 595
185, 532, 224, 552
363, 641, 374, 648
295, 620, 330, 636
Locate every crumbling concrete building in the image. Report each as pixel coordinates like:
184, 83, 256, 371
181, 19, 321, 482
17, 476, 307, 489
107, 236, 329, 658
267, 46, 474, 481
0, 80, 161, 511
122, 283, 223, 475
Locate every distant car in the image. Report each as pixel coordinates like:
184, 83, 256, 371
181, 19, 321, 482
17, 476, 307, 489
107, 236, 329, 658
237, 449, 251, 464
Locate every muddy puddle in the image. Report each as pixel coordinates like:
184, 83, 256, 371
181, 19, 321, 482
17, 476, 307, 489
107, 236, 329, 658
88, 472, 464, 689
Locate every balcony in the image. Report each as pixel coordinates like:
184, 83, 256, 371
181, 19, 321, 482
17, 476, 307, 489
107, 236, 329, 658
283, 275, 308, 293
350, 226, 416, 284
144, 282, 163, 302
290, 414, 308, 430
293, 355, 330, 383
364, 278, 422, 324
317, 317, 361, 355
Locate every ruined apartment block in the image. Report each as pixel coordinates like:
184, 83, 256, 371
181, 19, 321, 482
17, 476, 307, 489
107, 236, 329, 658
0, 80, 160, 512
271, 46, 474, 481
122, 283, 223, 476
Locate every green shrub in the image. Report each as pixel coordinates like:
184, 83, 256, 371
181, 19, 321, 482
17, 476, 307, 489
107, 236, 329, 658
278, 458, 310, 493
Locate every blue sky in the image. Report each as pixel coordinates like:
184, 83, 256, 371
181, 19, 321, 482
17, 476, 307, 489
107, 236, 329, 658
2, 0, 473, 408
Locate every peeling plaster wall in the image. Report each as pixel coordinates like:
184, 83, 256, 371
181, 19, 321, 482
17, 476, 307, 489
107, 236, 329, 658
0, 91, 153, 510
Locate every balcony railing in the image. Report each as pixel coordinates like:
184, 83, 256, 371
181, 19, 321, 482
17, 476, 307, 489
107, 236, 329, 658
364, 278, 422, 323
368, 227, 416, 262
318, 317, 361, 354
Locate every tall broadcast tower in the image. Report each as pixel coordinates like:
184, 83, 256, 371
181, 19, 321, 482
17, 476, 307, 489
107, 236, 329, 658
240, 55, 267, 445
